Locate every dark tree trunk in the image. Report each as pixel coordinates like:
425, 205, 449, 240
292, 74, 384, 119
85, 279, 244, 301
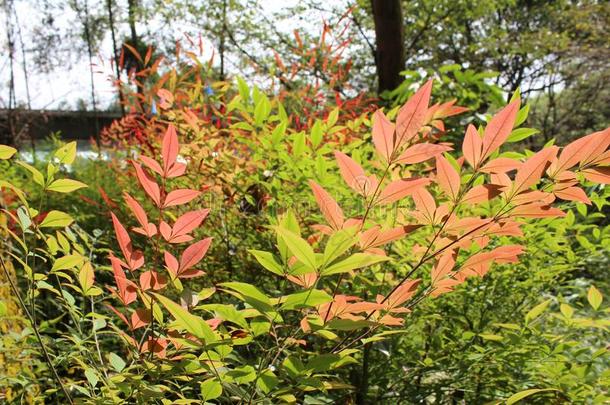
371, 0, 405, 94
127, 0, 144, 96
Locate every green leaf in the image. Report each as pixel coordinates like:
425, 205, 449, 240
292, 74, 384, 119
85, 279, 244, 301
108, 352, 126, 372
507, 128, 539, 143
200, 379, 222, 401
277, 210, 300, 263
153, 293, 218, 344
525, 299, 550, 324
321, 253, 389, 276
46, 179, 87, 193
479, 333, 503, 342
219, 282, 278, 319
0, 145, 17, 160
84, 368, 99, 387
0, 301, 7, 316
588, 285, 603, 310
40, 210, 74, 228
249, 250, 283, 275
257, 369, 278, 394
506, 388, 559, 404
54, 142, 77, 164
276, 226, 316, 270
51, 254, 84, 272
323, 229, 358, 266
280, 289, 332, 310
198, 303, 248, 328
311, 119, 323, 148
17, 161, 45, 186
514, 103, 529, 127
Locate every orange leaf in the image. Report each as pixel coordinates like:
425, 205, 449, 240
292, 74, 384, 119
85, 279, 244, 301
384, 279, 421, 309
163, 189, 201, 208
130, 308, 151, 330
511, 146, 559, 196
431, 250, 457, 284
395, 143, 453, 165
334, 151, 368, 195
139, 155, 163, 176
435, 156, 461, 200
109, 256, 137, 305
395, 80, 433, 149
510, 203, 565, 218
372, 110, 395, 162
139, 270, 168, 291
164, 251, 179, 278
480, 157, 521, 174
309, 180, 345, 230
462, 124, 483, 168
132, 162, 162, 207
110, 213, 144, 270
124, 193, 156, 237
582, 167, 610, 184
377, 178, 431, 205
179, 238, 212, 272
162, 124, 179, 175
554, 186, 591, 205
462, 184, 503, 204
170, 209, 210, 240
481, 99, 520, 160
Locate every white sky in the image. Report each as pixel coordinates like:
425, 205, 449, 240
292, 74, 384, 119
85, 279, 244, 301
0, 0, 347, 111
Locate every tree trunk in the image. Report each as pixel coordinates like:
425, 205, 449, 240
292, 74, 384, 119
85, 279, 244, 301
371, 0, 405, 94
127, 0, 144, 96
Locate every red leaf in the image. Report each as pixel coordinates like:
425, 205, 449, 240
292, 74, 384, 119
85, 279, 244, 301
139, 156, 163, 176
395, 80, 433, 149
554, 186, 591, 204
511, 190, 555, 206
132, 162, 161, 207
480, 157, 521, 174
309, 180, 344, 230
462, 124, 483, 168
334, 151, 369, 195
396, 143, 453, 165
435, 156, 461, 200
171, 209, 210, 240
164, 251, 179, 278
139, 270, 168, 291
481, 99, 520, 160
372, 110, 395, 162
582, 167, 610, 184
179, 237, 212, 272
109, 255, 137, 305
111, 213, 144, 270
411, 188, 437, 222
131, 308, 151, 330
124, 193, 156, 237
163, 189, 201, 208
462, 184, 503, 204
166, 162, 186, 178
162, 124, 179, 174
377, 178, 431, 205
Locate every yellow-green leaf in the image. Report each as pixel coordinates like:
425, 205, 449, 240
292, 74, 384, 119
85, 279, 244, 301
275, 226, 316, 270
506, 388, 559, 404
17, 161, 45, 186
200, 379, 222, 401
525, 299, 550, 324
79, 262, 94, 293
54, 142, 77, 164
40, 210, 74, 228
52, 254, 84, 272
47, 179, 87, 193
321, 253, 389, 276
153, 293, 218, 344
249, 249, 284, 275
588, 285, 603, 310
0, 145, 17, 160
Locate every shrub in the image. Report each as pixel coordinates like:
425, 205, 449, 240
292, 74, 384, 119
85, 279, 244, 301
1, 79, 609, 403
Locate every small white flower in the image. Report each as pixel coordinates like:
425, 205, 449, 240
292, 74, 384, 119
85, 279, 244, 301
176, 154, 187, 164
263, 170, 274, 178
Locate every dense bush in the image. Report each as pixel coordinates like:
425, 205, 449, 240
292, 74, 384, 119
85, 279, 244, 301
1, 74, 609, 404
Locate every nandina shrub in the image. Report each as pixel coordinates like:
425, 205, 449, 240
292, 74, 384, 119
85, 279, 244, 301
99, 82, 609, 402
1, 79, 609, 403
